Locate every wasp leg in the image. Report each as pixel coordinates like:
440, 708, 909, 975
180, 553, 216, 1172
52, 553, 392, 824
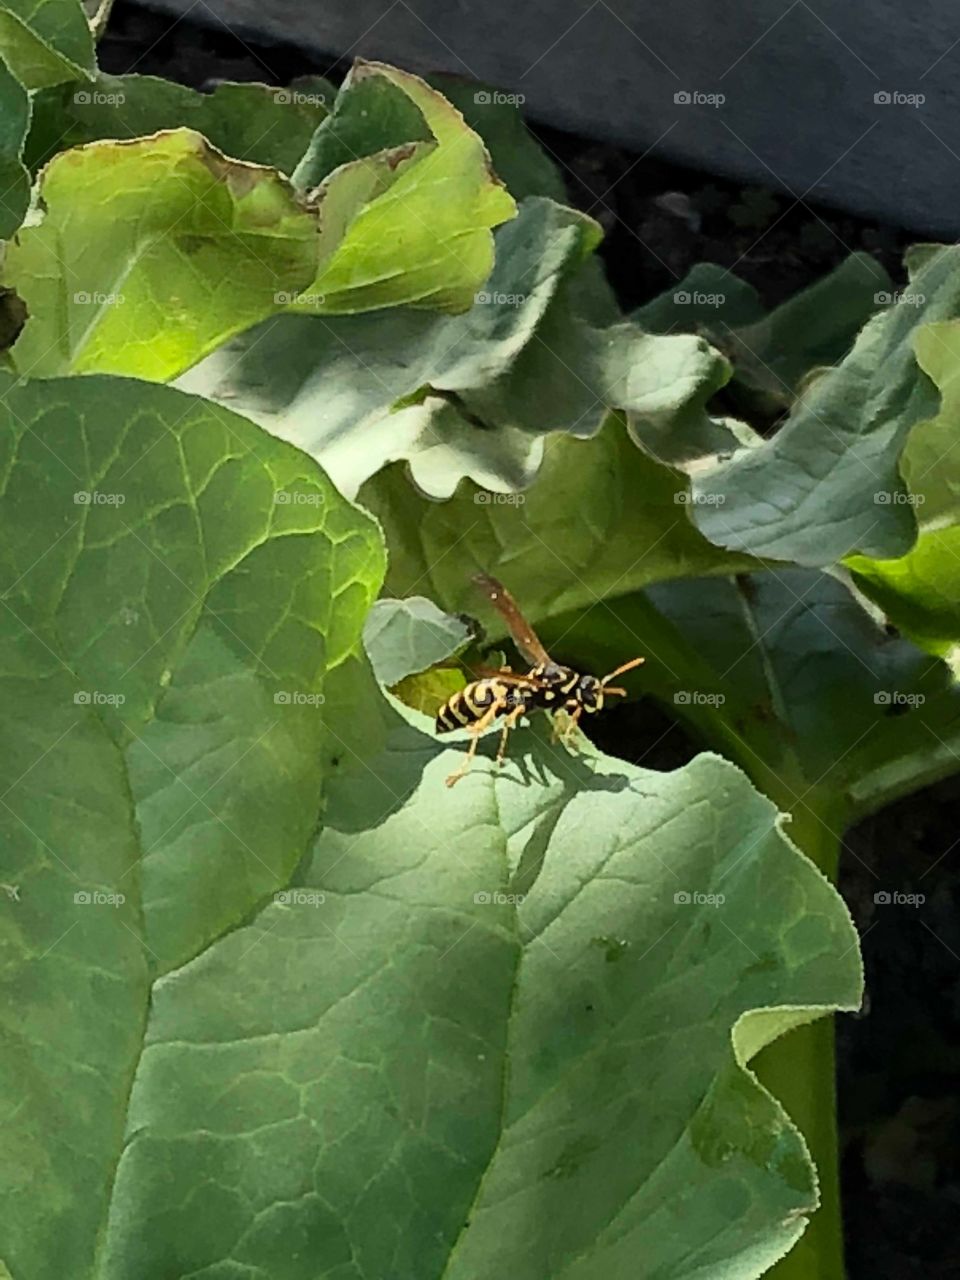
445, 700, 505, 788
495, 702, 527, 767
560, 705, 583, 747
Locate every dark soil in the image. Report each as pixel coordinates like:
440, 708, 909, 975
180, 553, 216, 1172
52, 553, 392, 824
101, 5, 960, 1276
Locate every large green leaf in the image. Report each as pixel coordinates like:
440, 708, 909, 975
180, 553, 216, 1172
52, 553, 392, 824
0, 51, 29, 239
181, 198, 732, 498
0, 370, 386, 1275
5, 129, 320, 381
26, 72, 333, 174
848, 318, 960, 657
637, 244, 960, 566
0, 0, 94, 88
0, 370, 862, 1278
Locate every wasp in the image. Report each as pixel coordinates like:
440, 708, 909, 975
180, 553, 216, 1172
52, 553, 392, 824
437, 573, 644, 787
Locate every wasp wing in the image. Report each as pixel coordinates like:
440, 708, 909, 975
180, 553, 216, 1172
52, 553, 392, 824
472, 573, 552, 668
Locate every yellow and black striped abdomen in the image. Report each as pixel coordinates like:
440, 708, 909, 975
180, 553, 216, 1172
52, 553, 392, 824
435, 679, 505, 733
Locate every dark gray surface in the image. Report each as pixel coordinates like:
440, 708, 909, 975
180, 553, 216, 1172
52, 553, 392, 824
136, 0, 960, 235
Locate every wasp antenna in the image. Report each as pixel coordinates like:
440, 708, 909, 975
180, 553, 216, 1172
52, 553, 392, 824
601, 656, 645, 686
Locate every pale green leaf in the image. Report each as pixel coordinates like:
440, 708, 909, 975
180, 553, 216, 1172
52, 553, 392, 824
363, 595, 471, 685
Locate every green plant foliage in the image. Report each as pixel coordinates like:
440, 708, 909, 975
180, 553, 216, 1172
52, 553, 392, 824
638, 253, 891, 404
848, 318, 960, 657
0, 0, 94, 89
6, 129, 320, 380
635, 245, 960, 567
0, 376, 862, 1272
26, 72, 334, 173
3, 63, 517, 383
363, 595, 472, 685
537, 570, 960, 825
180, 197, 732, 497
361, 412, 755, 618
6, 44, 960, 1280
296, 61, 517, 314
0, 52, 29, 238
